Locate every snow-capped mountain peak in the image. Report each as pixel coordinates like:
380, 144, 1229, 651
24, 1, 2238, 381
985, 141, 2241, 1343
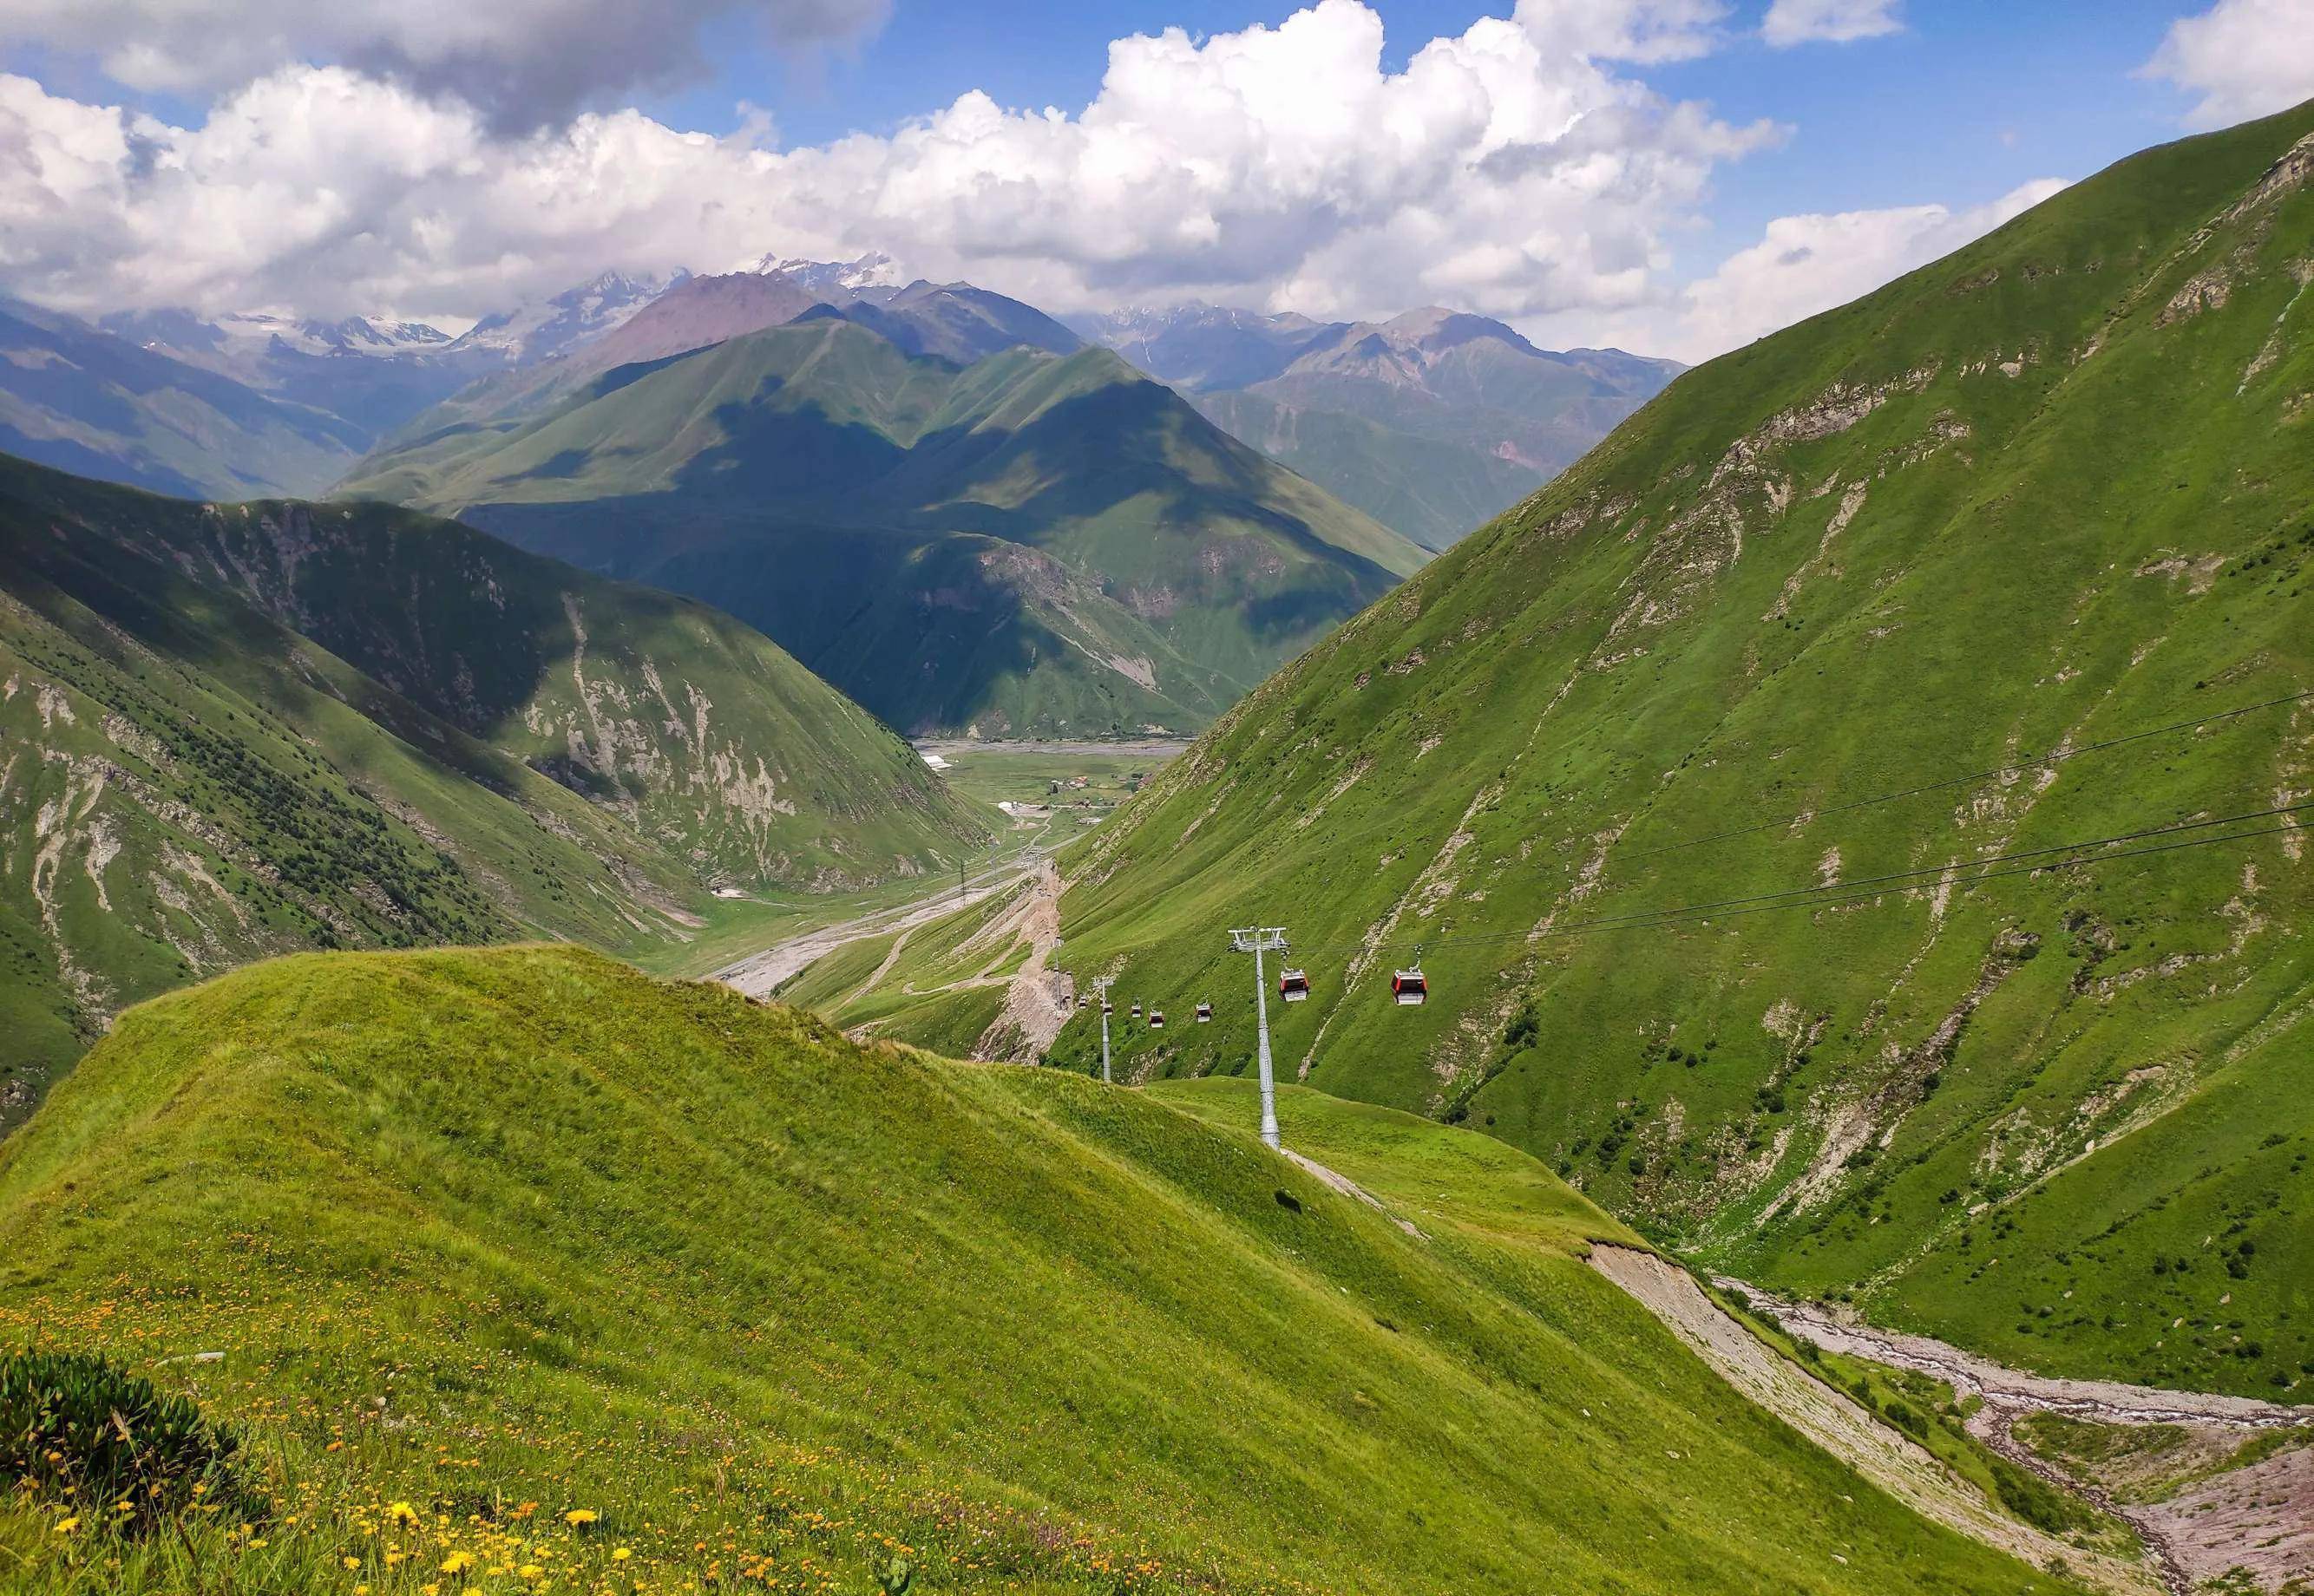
446, 267, 690, 364
749, 251, 904, 302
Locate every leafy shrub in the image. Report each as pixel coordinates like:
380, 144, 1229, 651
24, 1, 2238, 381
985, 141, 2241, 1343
1985, 1452, 2087, 1536
1500, 1003, 1538, 1050
0, 1349, 252, 1529
1880, 1398, 1927, 1439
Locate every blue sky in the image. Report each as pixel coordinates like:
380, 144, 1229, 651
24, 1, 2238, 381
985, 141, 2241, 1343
2, 0, 2307, 357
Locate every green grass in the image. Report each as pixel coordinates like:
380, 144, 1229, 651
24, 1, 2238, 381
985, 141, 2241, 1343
1047, 103, 2314, 1397
342, 320, 1426, 737
927, 747, 1176, 813
0, 945, 2091, 1596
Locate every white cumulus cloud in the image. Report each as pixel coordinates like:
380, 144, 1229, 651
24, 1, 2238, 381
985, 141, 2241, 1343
1760, 0, 1903, 48
1660, 177, 2067, 359
0, 0, 1786, 334
2140, 0, 2314, 130
0, 0, 891, 128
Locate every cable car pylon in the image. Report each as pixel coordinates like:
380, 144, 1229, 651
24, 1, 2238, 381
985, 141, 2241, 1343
1091, 975, 1116, 1084
1227, 926, 1288, 1149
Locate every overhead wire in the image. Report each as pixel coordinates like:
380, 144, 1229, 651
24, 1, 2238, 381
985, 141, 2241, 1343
1605, 688, 2314, 866
1257, 801, 2309, 961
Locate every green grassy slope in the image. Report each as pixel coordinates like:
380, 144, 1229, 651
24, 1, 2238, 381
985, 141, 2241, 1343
1046, 106, 2314, 1397
0, 455, 985, 889
341, 319, 1426, 736
0, 452, 984, 1108
1194, 387, 1543, 552
0, 944, 2087, 1596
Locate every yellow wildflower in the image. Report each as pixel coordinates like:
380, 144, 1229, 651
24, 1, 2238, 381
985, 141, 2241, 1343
518, 1564, 544, 1580
441, 1551, 476, 1575
344, 1557, 363, 1571
612, 1547, 633, 1561
54, 1517, 80, 1535
564, 1508, 598, 1527
388, 1501, 420, 1526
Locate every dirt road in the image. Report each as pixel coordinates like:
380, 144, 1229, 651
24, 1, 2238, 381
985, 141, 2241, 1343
715, 850, 1042, 998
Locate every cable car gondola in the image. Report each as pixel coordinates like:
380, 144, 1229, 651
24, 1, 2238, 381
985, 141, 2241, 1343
1195, 1002, 1213, 1024
1101, 998, 1113, 1015
1279, 968, 1310, 1003
1149, 1009, 1165, 1030
1391, 966, 1428, 1006
1130, 1002, 1143, 1020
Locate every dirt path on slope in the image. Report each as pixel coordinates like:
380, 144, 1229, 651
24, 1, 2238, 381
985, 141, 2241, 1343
715, 852, 1040, 998
1718, 1281, 2314, 1593
971, 857, 1073, 1060
1590, 1246, 2160, 1596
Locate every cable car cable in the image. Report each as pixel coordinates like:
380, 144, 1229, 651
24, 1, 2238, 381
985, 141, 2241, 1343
1454, 816, 2308, 947
1603, 687, 2314, 868
1249, 802, 2309, 959
1533, 798, 2312, 936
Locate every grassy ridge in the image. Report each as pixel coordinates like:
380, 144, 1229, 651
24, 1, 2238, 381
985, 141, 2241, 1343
1045, 106, 2314, 1396
343, 319, 1426, 736
0, 945, 2084, 1595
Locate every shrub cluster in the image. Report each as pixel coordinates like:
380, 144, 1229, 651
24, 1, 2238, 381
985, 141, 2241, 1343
0, 1350, 253, 1530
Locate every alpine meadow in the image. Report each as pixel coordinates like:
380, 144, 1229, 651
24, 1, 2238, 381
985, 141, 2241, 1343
0, 7, 2310, 1596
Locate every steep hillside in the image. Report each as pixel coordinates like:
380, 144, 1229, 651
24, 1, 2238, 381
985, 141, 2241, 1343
1047, 105, 2314, 1398
1080, 304, 1681, 550
0, 453, 983, 1105
344, 318, 1426, 736
0, 299, 366, 497
0, 943, 2094, 1596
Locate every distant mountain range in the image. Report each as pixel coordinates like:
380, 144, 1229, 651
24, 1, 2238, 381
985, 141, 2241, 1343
0, 298, 370, 500
344, 317, 1425, 736
1073, 304, 1683, 550
0, 256, 1684, 739
0, 255, 1679, 551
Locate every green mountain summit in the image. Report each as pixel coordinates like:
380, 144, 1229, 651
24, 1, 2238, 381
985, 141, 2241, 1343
344, 317, 1427, 737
